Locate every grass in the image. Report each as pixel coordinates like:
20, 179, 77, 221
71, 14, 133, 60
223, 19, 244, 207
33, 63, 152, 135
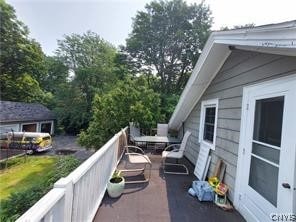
0, 156, 58, 201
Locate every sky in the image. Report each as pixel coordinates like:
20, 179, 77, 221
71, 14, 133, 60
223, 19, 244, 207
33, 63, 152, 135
7, 0, 296, 56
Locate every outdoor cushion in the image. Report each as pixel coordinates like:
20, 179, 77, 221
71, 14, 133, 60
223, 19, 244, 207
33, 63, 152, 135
128, 154, 151, 164
162, 150, 183, 159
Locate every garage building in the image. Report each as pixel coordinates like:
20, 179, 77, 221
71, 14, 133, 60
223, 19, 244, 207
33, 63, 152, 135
0, 101, 55, 135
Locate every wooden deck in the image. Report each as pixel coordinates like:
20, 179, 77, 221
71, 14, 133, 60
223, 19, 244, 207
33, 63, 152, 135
94, 151, 245, 222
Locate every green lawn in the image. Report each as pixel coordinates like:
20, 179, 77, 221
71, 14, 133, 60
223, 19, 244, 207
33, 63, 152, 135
0, 156, 58, 201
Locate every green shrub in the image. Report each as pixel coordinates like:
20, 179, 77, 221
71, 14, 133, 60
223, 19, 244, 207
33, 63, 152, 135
47, 156, 80, 186
0, 183, 49, 222
0, 156, 80, 221
79, 77, 164, 149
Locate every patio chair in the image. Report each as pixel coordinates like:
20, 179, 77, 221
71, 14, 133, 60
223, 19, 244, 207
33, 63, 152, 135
120, 129, 152, 184
157, 123, 168, 136
129, 122, 140, 142
161, 131, 192, 175
152, 123, 169, 151
129, 122, 146, 147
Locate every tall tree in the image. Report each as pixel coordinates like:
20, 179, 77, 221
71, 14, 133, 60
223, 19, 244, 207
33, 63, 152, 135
0, 0, 47, 103
124, 0, 212, 94
53, 32, 120, 133
42, 56, 69, 94
56, 32, 118, 111
56, 31, 116, 71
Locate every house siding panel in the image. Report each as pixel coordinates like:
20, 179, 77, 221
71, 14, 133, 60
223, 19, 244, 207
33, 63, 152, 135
181, 50, 296, 201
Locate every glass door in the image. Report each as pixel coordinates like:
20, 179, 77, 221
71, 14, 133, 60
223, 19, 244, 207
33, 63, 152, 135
248, 96, 284, 208
239, 76, 296, 222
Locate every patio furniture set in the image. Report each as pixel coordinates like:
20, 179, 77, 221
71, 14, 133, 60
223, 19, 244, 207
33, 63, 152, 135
119, 123, 192, 184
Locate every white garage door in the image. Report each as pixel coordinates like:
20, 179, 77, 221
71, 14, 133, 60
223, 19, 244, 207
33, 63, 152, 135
0, 124, 19, 134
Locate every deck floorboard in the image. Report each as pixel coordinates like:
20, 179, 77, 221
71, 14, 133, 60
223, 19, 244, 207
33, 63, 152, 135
94, 151, 245, 222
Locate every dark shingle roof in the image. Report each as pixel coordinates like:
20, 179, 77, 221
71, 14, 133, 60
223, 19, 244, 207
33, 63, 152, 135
0, 101, 55, 123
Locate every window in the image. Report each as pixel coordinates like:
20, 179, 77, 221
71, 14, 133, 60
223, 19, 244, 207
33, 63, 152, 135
41, 122, 52, 134
22, 123, 37, 132
199, 99, 219, 150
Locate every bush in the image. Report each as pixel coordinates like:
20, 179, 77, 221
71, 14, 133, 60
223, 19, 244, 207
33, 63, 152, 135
79, 77, 164, 149
0, 156, 80, 221
0, 183, 49, 222
47, 156, 80, 186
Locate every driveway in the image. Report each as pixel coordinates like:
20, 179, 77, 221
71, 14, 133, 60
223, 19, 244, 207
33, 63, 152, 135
0, 136, 95, 162
52, 135, 84, 150
46, 135, 95, 161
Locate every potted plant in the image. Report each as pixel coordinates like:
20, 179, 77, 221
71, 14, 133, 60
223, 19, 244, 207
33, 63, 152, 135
107, 170, 125, 198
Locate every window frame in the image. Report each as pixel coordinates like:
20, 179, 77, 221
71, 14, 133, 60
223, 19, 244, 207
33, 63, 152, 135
199, 98, 219, 150
40, 121, 54, 135
21, 122, 38, 132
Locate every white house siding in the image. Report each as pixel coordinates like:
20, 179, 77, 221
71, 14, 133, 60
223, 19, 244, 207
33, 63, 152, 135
0, 123, 20, 134
181, 49, 296, 201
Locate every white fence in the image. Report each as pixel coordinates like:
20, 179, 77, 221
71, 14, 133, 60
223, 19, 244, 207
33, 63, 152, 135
16, 127, 127, 222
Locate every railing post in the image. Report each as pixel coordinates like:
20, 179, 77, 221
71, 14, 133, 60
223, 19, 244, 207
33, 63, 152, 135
54, 177, 73, 222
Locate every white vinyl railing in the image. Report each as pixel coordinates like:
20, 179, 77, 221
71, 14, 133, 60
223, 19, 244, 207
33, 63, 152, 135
16, 127, 127, 222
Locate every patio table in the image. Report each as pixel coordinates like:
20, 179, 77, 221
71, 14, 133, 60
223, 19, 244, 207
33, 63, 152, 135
133, 136, 180, 149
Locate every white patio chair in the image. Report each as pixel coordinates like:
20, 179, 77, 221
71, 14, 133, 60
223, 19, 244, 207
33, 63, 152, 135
161, 131, 192, 175
129, 122, 146, 147
120, 129, 152, 184
129, 122, 140, 141
152, 123, 169, 150
157, 123, 168, 136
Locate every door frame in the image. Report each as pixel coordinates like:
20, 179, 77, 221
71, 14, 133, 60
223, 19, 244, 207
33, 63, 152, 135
234, 74, 296, 221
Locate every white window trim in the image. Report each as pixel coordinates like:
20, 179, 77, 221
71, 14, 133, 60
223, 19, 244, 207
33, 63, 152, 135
198, 98, 219, 150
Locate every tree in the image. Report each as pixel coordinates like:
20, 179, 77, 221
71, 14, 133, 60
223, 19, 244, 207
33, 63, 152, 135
53, 83, 90, 134
42, 56, 69, 94
56, 31, 117, 71
79, 77, 163, 149
56, 32, 118, 111
0, 0, 47, 103
53, 32, 122, 134
0, 73, 52, 103
124, 0, 212, 94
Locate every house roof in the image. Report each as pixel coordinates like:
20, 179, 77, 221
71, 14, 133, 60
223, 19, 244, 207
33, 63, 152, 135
0, 101, 55, 123
169, 20, 296, 130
